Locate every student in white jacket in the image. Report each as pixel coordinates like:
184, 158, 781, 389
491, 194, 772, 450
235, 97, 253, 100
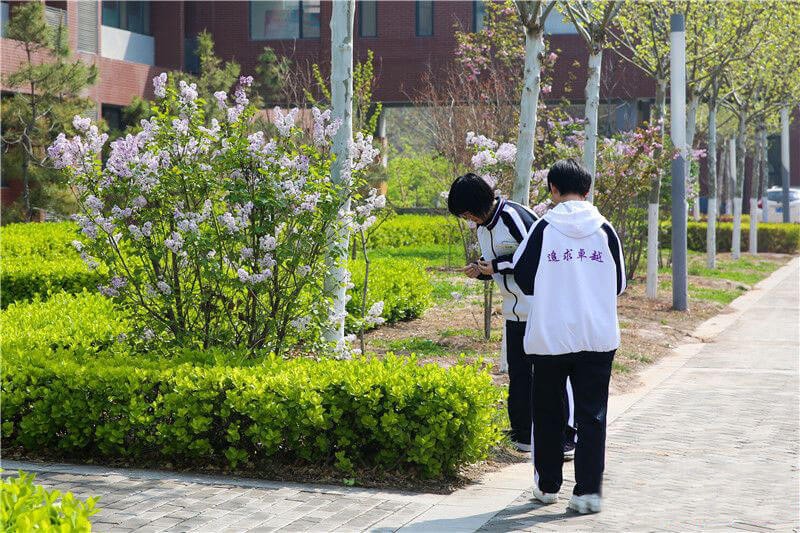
448, 173, 576, 456
480, 159, 626, 514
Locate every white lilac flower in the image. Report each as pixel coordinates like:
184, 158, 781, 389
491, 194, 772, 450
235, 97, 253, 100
214, 91, 228, 110
272, 107, 299, 137
110, 276, 127, 289
259, 234, 277, 251
98, 285, 119, 297
71, 240, 83, 252
153, 73, 168, 98
465, 131, 498, 150
237, 268, 251, 283
165, 232, 184, 253
471, 150, 497, 169
142, 329, 155, 341
156, 280, 172, 295
291, 316, 311, 329
297, 265, 311, 277
495, 142, 517, 164
178, 80, 198, 104
240, 247, 254, 260
217, 212, 240, 233
173, 118, 189, 135
72, 115, 92, 132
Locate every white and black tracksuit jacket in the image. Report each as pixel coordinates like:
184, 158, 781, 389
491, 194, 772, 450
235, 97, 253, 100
497, 200, 626, 356
476, 197, 538, 322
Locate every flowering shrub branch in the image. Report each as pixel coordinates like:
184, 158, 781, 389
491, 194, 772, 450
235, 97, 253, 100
49, 73, 383, 357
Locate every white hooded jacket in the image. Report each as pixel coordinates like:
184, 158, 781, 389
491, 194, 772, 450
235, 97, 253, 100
498, 201, 626, 355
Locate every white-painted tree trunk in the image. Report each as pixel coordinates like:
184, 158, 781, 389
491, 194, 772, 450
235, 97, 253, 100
324, 0, 355, 345
585, 50, 602, 202
645, 78, 668, 300
732, 115, 746, 260
706, 101, 718, 269
762, 128, 769, 224
513, 27, 545, 206
686, 93, 700, 221
749, 127, 763, 255
781, 106, 791, 223
730, 136, 741, 259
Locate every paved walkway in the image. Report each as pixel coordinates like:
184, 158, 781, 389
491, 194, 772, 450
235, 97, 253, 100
3, 258, 799, 532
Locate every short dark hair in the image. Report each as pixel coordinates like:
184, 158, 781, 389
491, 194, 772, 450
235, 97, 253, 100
547, 158, 592, 197
447, 173, 495, 217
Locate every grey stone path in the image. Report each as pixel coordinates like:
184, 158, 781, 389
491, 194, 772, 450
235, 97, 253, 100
3, 258, 798, 532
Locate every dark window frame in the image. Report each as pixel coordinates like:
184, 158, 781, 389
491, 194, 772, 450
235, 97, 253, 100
415, 0, 433, 37
473, 0, 485, 32
101, 1, 151, 35
248, 0, 321, 41
358, 0, 377, 38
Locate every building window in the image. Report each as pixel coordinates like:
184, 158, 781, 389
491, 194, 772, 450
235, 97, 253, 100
102, 1, 150, 35
1, 2, 10, 38
473, 1, 486, 32
359, 0, 377, 37
416, 1, 433, 37
250, 1, 320, 40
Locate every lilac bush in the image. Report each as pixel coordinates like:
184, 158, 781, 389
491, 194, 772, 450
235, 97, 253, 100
49, 74, 381, 356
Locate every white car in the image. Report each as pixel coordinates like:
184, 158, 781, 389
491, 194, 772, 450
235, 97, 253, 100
755, 187, 800, 223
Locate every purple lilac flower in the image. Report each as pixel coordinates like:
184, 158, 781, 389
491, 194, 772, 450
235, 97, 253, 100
153, 73, 168, 98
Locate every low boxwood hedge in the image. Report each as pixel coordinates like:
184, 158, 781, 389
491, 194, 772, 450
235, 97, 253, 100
661, 221, 800, 254
2, 350, 501, 478
0, 471, 99, 531
0, 257, 101, 308
347, 257, 433, 332
369, 215, 459, 248
0, 221, 81, 259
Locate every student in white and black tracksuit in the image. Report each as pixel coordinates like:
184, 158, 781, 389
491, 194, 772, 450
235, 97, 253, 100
494, 159, 626, 514
447, 173, 575, 454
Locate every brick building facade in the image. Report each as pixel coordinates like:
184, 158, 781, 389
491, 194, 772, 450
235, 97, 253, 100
1, 0, 798, 208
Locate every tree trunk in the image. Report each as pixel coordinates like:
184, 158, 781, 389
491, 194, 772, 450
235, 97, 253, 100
749, 125, 762, 255
781, 106, 791, 223
732, 114, 745, 259
324, 0, 355, 346
512, 25, 545, 206
761, 127, 769, 224
585, 49, 602, 202
706, 101, 718, 268
646, 78, 668, 300
686, 92, 700, 221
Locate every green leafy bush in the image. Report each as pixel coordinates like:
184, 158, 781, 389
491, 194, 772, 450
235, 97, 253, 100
347, 258, 433, 332
369, 215, 460, 248
1, 291, 126, 356
662, 221, 800, 254
0, 470, 99, 531
386, 154, 454, 208
2, 352, 502, 478
0, 222, 80, 260
1, 257, 100, 308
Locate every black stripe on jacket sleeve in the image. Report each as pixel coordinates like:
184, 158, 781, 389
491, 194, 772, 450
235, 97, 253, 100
513, 219, 548, 296
499, 211, 524, 243
507, 201, 538, 228
601, 223, 626, 295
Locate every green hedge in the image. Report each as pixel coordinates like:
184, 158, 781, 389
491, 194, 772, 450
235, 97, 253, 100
1, 471, 99, 531
0, 222, 81, 259
1, 291, 126, 355
2, 351, 501, 478
370, 215, 459, 248
347, 257, 433, 332
0, 257, 101, 308
662, 221, 800, 254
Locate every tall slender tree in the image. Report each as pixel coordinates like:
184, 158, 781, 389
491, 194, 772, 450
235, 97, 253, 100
512, 0, 556, 205
561, 0, 623, 202
324, 0, 356, 345
1, 1, 97, 221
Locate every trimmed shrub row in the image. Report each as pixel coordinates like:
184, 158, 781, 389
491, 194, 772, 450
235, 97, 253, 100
369, 215, 459, 248
347, 257, 433, 332
0, 221, 80, 259
662, 221, 800, 254
0, 257, 101, 308
2, 350, 501, 478
0, 471, 99, 531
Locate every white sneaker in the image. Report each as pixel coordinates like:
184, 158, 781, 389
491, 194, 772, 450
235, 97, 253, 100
532, 485, 558, 504
512, 441, 531, 452
568, 493, 602, 514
